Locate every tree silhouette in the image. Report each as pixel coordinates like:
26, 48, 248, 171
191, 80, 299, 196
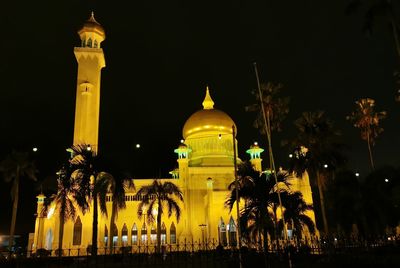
0, 151, 37, 251
346, 98, 386, 170
288, 111, 346, 235
137, 180, 183, 253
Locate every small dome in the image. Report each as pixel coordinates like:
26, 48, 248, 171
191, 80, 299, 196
182, 88, 236, 139
78, 12, 105, 37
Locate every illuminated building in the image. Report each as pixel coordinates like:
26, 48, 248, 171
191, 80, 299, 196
30, 14, 316, 253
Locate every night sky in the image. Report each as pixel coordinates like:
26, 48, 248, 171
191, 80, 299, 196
1, 1, 399, 236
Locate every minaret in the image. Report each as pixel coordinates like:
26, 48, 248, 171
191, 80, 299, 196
33, 193, 46, 252
73, 12, 106, 153
246, 142, 264, 172
174, 142, 193, 240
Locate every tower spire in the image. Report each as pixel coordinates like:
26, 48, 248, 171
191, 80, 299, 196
202, 86, 215, 110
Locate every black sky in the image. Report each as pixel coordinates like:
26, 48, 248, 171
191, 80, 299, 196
1, 0, 399, 235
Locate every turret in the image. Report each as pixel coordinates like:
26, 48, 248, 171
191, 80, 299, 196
246, 142, 264, 172
33, 193, 46, 251
174, 142, 191, 179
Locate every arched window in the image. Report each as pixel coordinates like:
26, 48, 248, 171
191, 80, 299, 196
81, 39, 86, 47
170, 222, 176, 244
104, 225, 109, 245
45, 229, 53, 250
112, 223, 118, 247
87, 38, 92, 48
122, 224, 128, 246
131, 223, 138, 245
94, 40, 98, 48
161, 223, 167, 245
218, 218, 227, 246
150, 225, 157, 244
73, 216, 82, 246
141, 223, 147, 244
227, 217, 237, 247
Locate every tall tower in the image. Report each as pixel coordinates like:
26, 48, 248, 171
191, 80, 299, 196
73, 12, 106, 153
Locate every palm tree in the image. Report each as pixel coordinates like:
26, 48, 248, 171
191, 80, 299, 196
136, 180, 183, 253
246, 81, 290, 135
288, 111, 346, 235
347, 1, 400, 100
248, 66, 291, 248
278, 191, 315, 244
346, 98, 387, 170
98, 173, 134, 249
47, 164, 79, 256
0, 151, 37, 251
68, 144, 114, 257
225, 161, 290, 252
347, 0, 400, 58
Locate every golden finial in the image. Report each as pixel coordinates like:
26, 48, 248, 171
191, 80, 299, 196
202, 86, 215, 109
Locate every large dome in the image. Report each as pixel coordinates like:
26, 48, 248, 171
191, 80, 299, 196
182, 88, 236, 139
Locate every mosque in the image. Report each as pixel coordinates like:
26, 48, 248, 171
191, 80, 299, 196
29, 13, 315, 253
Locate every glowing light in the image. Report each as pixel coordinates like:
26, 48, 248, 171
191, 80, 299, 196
254, 142, 258, 146
289, 154, 293, 158
136, 144, 141, 149
323, 164, 328, 168
86, 145, 92, 151
385, 178, 389, 183
47, 207, 55, 219
32, 147, 38, 152
355, 172, 360, 177
151, 207, 158, 217
180, 139, 184, 143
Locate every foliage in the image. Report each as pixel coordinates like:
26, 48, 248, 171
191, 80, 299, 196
68, 144, 115, 256
225, 162, 315, 250
45, 164, 80, 256
99, 168, 134, 248
286, 111, 346, 234
346, 98, 386, 169
0, 151, 37, 250
246, 82, 290, 133
346, 98, 386, 145
288, 111, 346, 187
278, 191, 316, 241
347, 0, 400, 54
137, 180, 183, 252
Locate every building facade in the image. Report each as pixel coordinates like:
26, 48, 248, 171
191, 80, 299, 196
30, 14, 316, 254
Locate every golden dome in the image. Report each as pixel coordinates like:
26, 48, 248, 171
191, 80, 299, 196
182, 87, 236, 139
78, 12, 105, 37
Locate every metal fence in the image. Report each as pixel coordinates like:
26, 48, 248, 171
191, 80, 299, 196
1, 237, 400, 268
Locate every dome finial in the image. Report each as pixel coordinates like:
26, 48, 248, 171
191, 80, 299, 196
202, 85, 215, 109
89, 11, 97, 22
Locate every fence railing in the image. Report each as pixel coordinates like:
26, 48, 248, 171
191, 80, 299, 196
1, 236, 400, 259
